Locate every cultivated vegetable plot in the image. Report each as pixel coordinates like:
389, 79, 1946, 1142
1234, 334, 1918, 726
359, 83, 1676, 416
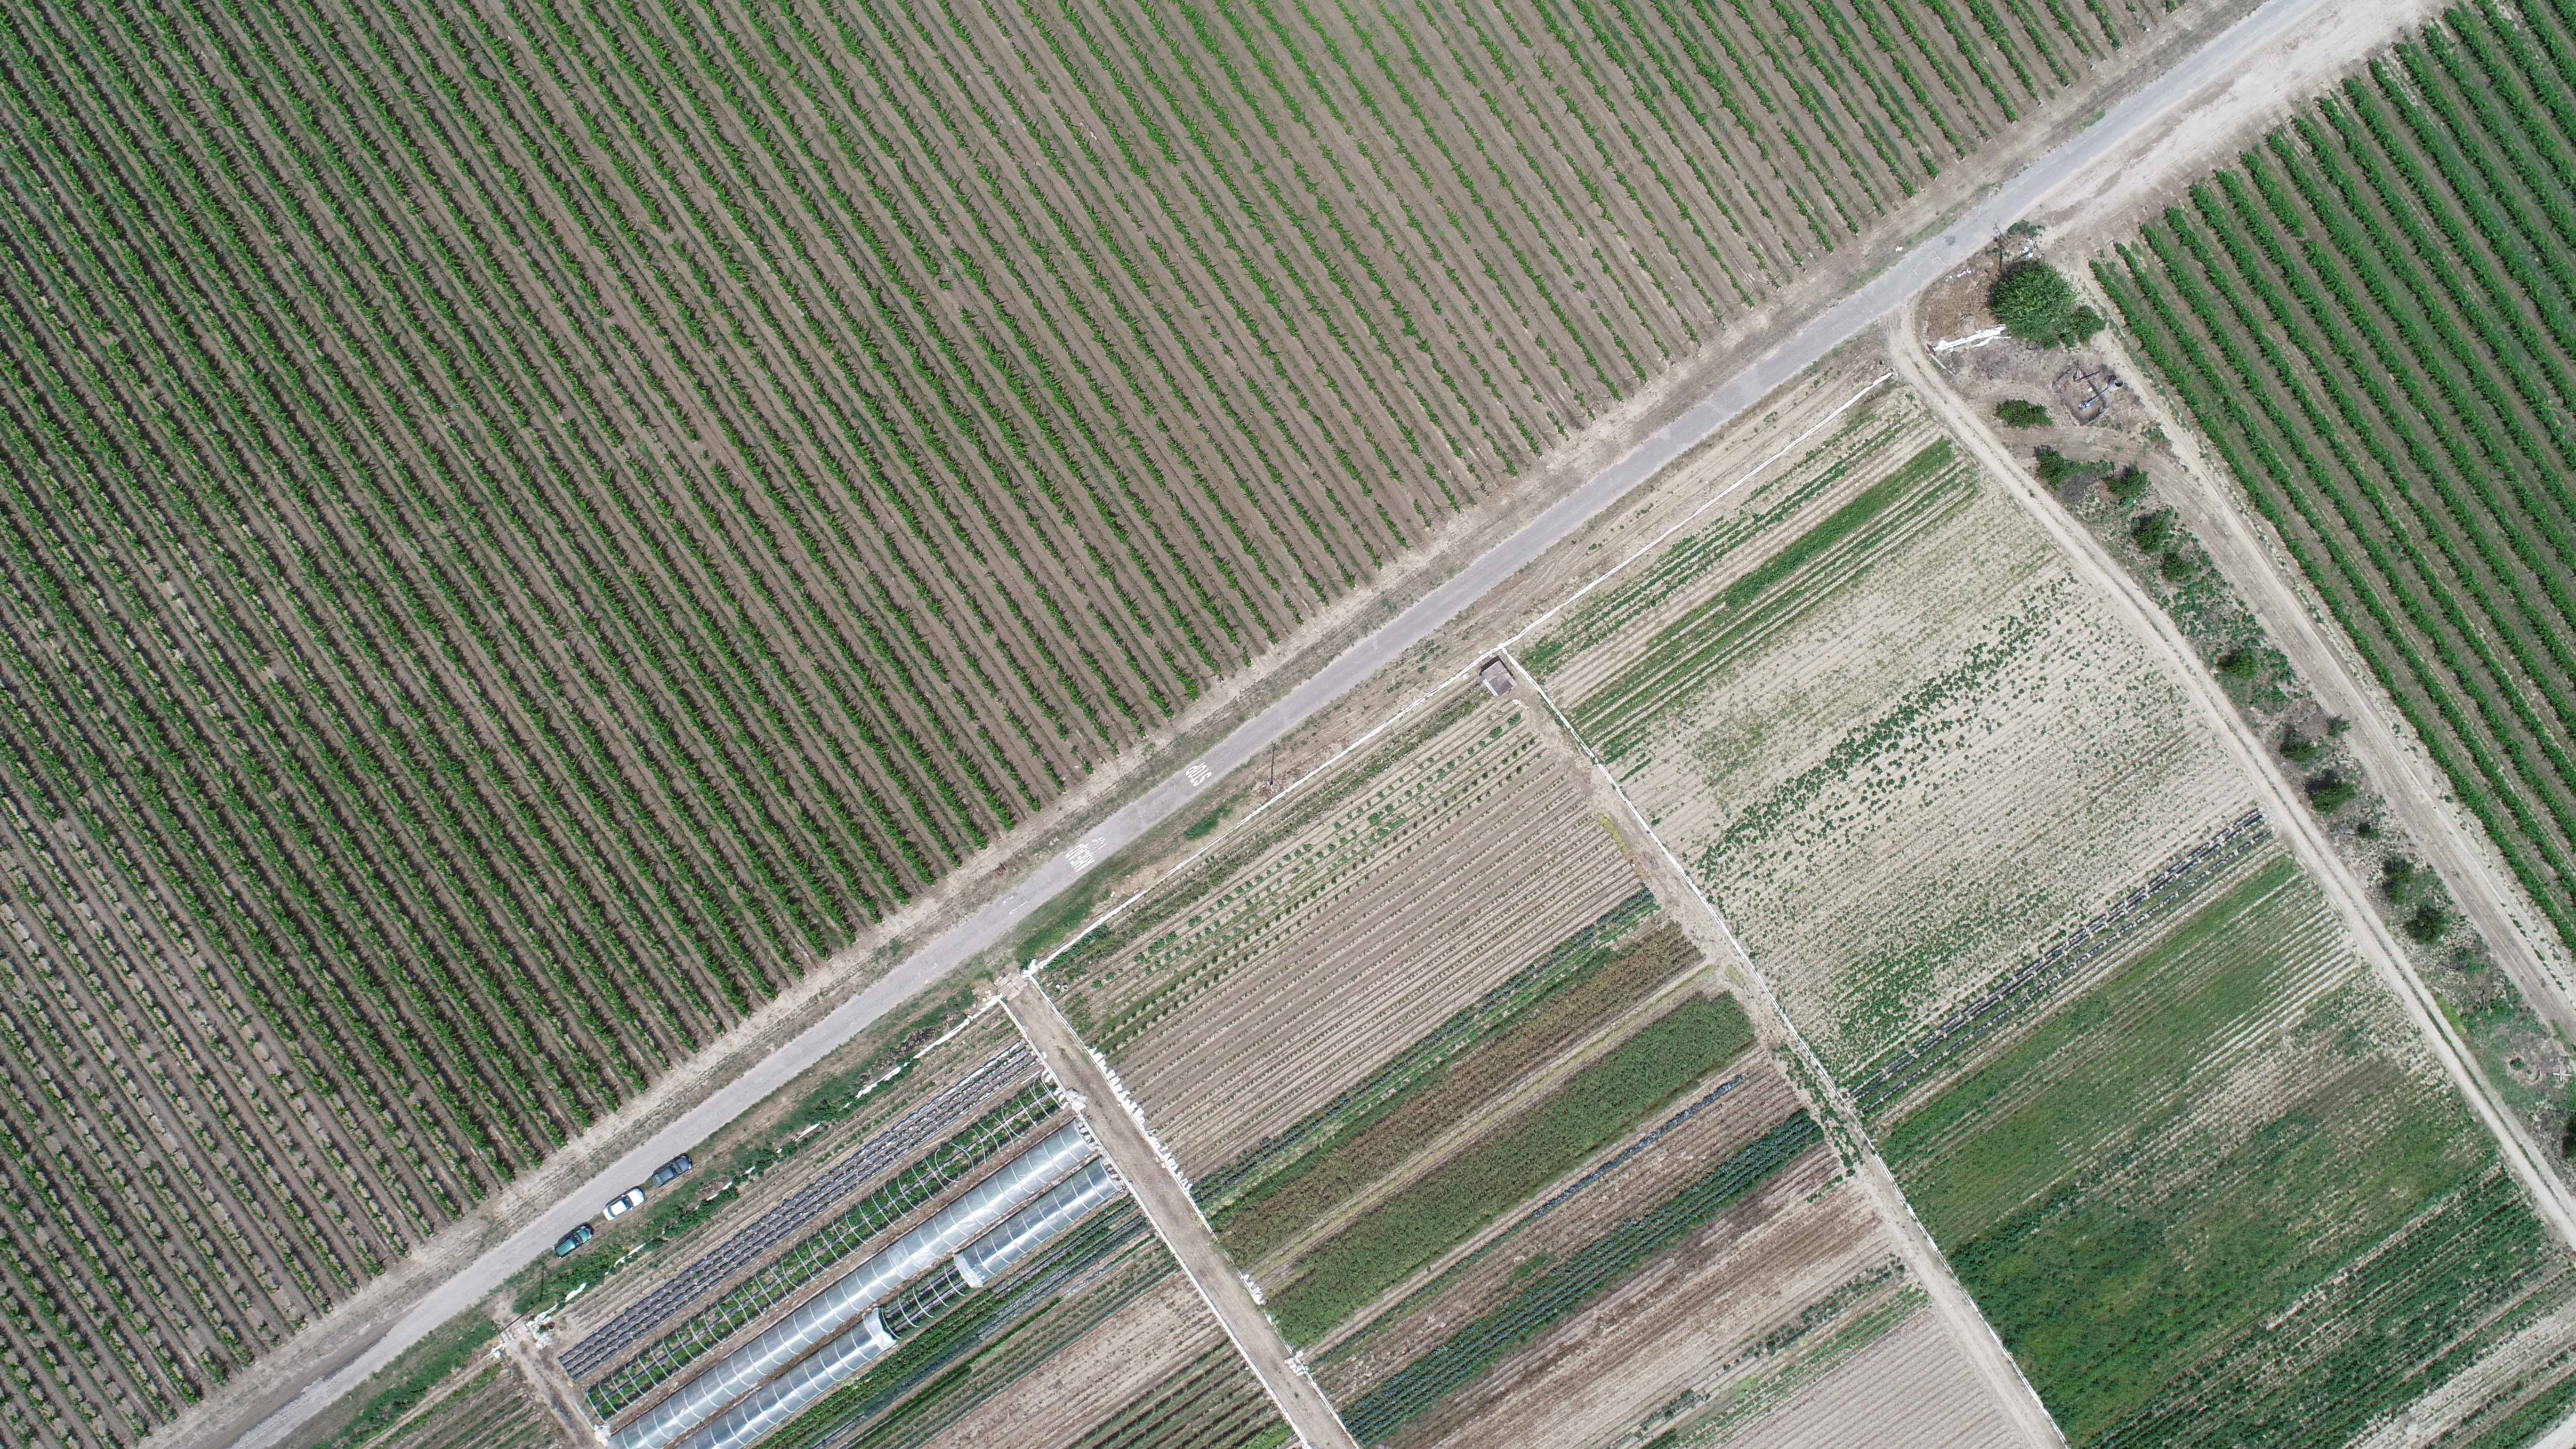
2096, 0, 2576, 963
911, 1298, 1287, 1449
1048, 692, 1642, 1176
1525, 384, 2245, 1081
1883, 849, 2576, 1445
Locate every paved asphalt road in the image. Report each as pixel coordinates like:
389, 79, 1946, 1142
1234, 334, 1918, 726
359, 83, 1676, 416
230, 0, 2344, 1441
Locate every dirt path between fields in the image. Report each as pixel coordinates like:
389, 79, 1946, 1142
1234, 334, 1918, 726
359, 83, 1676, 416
1001, 982, 1358, 1449
2069, 278, 2576, 1043
1890, 301, 2576, 1255
1513, 665, 2074, 1449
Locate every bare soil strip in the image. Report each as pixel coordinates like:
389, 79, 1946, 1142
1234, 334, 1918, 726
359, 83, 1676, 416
1002, 983, 1357, 1449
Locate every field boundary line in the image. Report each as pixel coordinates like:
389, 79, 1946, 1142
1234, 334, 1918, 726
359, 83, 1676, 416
1503, 648, 2071, 1449
1889, 302, 2576, 1254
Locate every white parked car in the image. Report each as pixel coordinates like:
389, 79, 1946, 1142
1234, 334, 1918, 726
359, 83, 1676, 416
604, 1187, 646, 1219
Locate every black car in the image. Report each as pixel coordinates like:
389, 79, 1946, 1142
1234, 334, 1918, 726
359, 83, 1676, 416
649, 1153, 695, 1189
554, 1223, 594, 1258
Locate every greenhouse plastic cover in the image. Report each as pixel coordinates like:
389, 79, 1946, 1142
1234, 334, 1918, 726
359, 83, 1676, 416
665, 1310, 895, 1449
954, 1160, 1124, 1287
613, 1124, 1096, 1449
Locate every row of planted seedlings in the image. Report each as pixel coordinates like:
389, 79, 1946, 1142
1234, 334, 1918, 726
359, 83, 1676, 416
812, 0, 1405, 588
473, 0, 1300, 736
848, 0, 1514, 537
0, 61, 621, 1174
192, 0, 964, 933
186, 0, 1010, 897
75, 0, 1030, 1083
1088, 716, 1550, 1058
448, 0, 1308, 768
0, 822, 398, 1336
0, 828, 375, 1425
644, 0, 1278, 681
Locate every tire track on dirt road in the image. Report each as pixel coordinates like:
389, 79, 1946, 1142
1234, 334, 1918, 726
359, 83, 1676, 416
199, 0, 2381, 1440
1002, 982, 1358, 1449
1889, 302, 2576, 1254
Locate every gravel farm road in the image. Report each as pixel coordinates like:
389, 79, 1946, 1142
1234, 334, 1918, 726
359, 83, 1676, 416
216, 0, 2362, 1442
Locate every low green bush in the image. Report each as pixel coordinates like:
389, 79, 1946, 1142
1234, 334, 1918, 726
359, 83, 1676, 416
2130, 509, 2176, 553
2306, 771, 2359, 813
2404, 904, 2448, 943
2106, 466, 2150, 504
1996, 399, 2051, 428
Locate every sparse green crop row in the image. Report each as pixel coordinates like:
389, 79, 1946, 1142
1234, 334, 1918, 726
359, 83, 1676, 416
1066, 1345, 1290, 1449
2097, 0, 2576, 960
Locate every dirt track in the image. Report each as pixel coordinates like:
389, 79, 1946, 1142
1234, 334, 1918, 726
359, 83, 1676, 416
2066, 278, 2576, 1046
1888, 302, 2576, 1256
1002, 983, 1357, 1449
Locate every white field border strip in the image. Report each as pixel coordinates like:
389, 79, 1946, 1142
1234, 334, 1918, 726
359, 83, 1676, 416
1502, 646, 2071, 1449
1026, 372, 1893, 984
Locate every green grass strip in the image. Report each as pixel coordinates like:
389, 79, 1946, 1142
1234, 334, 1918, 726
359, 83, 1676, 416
1341, 1111, 1822, 1441
1269, 992, 1754, 1344
1213, 922, 1699, 1259
1191, 886, 1661, 1213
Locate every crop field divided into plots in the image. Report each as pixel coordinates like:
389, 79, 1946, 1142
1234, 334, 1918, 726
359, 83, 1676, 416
2095, 0, 2576, 970
1506, 351, 2576, 1444
0, 0, 2241, 1432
